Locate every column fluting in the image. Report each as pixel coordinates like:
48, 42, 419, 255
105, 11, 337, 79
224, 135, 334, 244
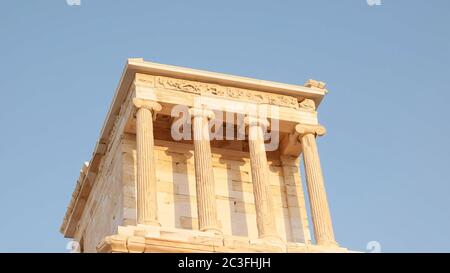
245, 116, 278, 240
189, 107, 221, 234
134, 98, 162, 226
296, 124, 337, 246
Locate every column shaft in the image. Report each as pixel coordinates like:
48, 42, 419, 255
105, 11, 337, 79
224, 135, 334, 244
246, 117, 278, 240
190, 108, 221, 233
134, 99, 161, 226
300, 131, 337, 246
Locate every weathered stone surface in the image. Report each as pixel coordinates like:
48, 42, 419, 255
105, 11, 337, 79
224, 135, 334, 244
61, 59, 345, 253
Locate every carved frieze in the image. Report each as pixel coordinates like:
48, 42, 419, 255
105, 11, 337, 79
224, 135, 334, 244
154, 76, 300, 109
299, 98, 316, 111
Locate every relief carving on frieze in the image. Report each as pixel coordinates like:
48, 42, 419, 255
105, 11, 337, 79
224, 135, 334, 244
155, 76, 300, 109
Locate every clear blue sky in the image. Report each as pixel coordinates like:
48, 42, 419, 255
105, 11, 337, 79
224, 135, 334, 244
0, 0, 449, 253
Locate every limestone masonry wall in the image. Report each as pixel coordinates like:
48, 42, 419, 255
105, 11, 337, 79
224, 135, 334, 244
73, 132, 124, 252
74, 131, 311, 252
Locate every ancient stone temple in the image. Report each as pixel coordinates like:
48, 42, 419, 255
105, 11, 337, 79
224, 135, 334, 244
60, 58, 348, 253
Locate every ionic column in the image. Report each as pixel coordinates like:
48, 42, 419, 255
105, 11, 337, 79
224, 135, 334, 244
189, 107, 221, 234
245, 116, 278, 240
295, 124, 337, 246
133, 98, 162, 226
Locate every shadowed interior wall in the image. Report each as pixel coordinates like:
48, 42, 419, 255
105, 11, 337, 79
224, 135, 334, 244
120, 137, 310, 243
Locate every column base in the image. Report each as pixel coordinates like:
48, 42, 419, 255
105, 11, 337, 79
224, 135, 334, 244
317, 240, 339, 248
97, 225, 351, 253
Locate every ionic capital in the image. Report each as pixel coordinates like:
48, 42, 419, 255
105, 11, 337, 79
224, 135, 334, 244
244, 116, 270, 129
295, 124, 326, 138
188, 107, 215, 120
133, 98, 162, 112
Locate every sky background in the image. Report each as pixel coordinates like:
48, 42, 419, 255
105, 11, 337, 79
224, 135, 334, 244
0, 0, 449, 253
